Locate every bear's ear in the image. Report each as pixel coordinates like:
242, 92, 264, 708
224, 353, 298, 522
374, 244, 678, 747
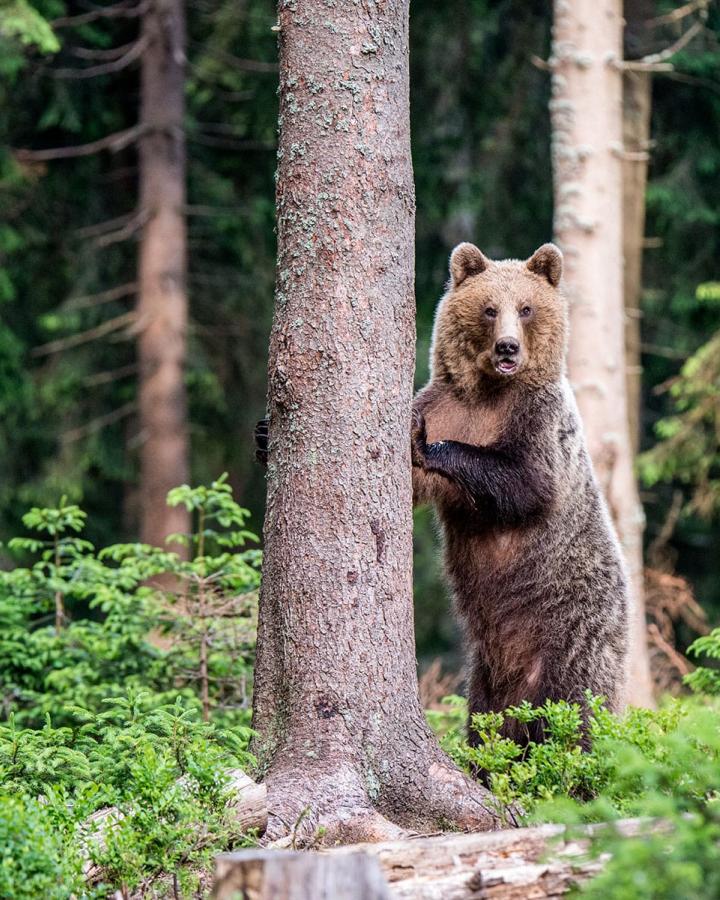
526, 243, 563, 287
449, 243, 490, 287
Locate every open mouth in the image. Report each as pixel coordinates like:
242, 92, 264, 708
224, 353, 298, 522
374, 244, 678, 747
494, 358, 519, 375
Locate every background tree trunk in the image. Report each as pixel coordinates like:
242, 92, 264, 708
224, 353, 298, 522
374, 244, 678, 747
622, 0, 654, 456
550, 0, 654, 707
252, 0, 498, 844
137, 0, 191, 548
622, 72, 651, 458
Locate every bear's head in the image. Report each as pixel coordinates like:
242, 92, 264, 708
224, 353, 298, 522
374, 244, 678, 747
431, 242, 567, 394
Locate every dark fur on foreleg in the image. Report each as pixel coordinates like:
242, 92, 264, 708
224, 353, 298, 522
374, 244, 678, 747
411, 410, 467, 508
412, 412, 553, 523
254, 417, 269, 466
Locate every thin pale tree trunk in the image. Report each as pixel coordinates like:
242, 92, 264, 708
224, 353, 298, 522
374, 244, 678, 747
252, 0, 498, 844
622, 30, 652, 456
550, 0, 653, 707
622, 69, 651, 456
137, 0, 191, 548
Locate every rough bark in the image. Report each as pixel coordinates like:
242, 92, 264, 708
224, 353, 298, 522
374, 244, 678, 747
251, 0, 498, 844
550, 0, 653, 707
136, 0, 191, 548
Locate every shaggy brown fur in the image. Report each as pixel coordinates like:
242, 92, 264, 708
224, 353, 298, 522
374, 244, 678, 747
413, 243, 628, 746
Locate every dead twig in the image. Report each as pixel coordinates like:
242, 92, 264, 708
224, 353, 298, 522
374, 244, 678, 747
419, 658, 462, 711
646, 0, 709, 28
623, 18, 705, 70
70, 40, 143, 62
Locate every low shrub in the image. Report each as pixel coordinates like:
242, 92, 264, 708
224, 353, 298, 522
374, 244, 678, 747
0, 793, 86, 900
429, 692, 720, 899
0, 479, 260, 897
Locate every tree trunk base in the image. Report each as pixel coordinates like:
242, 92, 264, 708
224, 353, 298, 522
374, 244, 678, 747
261, 750, 500, 847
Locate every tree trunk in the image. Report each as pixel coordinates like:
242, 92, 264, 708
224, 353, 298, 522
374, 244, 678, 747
622, 69, 651, 458
550, 0, 653, 707
252, 0, 498, 844
137, 0, 191, 548
622, 0, 653, 457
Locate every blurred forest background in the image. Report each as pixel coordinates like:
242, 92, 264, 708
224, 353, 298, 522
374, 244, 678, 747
1, 0, 719, 674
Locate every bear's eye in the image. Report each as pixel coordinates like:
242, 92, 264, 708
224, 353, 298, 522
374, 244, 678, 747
484, 307, 497, 319
519, 305, 533, 318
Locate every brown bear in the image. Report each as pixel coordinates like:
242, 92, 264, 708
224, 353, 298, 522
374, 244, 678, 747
412, 242, 628, 746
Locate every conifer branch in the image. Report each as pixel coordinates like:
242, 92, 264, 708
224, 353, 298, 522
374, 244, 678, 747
64, 283, 138, 310
52, 0, 150, 29
71, 40, 142, 62
62, 401, 137, 443
83, 363, 139, 386
15, 125, 145, 161
94, 211, 148, 248
53, 34, 148, 79
189, 42, 278, 73
32, 312, 137, 357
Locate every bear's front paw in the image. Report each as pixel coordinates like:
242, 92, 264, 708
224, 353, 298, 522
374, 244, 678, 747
254, 417, 269, 466
411, 409, 428, 468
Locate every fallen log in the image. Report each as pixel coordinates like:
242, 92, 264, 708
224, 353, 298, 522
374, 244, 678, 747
215, 818, 655, 899
327, 818, 653, 899
224, 767, 268, 834
213, 850, 391, 900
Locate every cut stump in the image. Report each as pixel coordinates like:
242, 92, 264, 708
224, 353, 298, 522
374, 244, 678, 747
213, 850, 390, 900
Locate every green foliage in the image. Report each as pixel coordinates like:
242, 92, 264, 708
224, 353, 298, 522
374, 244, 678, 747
1, 695, 255, 897
0, 481, 259, 896
0, 793, 87, 900
697, 282, 720, 304
0, 0, 59, 53
109, 474, 261, 723
166, 471, 259, 558
430, 693, 683, 825
430, 693, 720, 899
562, 700, 720, 900
639, 331, 720, 519
685, 626, 720, 695
0, 477, 259, 728
0, 507, 168, 726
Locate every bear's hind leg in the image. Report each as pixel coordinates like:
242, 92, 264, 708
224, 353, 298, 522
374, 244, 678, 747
466, 650, 494, 747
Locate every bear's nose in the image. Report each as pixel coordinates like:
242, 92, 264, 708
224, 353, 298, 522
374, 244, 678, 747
495, 337, 520, 357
